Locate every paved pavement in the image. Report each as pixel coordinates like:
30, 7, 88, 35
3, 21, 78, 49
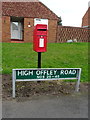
0, 75, 2, 120
2, 92, 88, 118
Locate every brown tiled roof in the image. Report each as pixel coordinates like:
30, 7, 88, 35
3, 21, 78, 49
2, 2, 59, 20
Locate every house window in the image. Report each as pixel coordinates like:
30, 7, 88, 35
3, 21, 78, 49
11, 17, 24, 40
12, 22, 18, 30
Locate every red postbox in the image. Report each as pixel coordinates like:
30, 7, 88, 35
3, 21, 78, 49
33, 24, 47, 52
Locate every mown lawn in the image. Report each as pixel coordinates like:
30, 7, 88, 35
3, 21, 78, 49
2, 42, 88, 82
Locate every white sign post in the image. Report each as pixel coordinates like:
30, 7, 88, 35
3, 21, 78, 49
12, 68, 81, 98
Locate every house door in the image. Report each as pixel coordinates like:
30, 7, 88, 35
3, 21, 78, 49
11, 22, 23, 40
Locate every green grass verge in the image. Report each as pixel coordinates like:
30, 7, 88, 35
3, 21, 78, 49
2, 42, 88, 82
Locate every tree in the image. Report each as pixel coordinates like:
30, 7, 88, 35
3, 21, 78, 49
58, 16, 62, 25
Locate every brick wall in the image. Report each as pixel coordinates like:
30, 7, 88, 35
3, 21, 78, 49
82, 7, 90, 27
2, 16, 10, 42
82, 10, 88, 27
57, 26, 90, 43
48, 20, 58, 43
24, 18, 58, 43
2, 16, 89, 43
24, 18, 34, 43
2, 16, 58, 43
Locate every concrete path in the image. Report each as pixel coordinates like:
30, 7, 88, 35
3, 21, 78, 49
2, 92, 88, 118
0, 75, 2, 119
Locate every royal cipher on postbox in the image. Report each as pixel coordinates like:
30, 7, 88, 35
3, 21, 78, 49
33, 24, 48, 52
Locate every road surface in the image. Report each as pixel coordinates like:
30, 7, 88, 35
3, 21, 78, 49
2, 92, 88, 118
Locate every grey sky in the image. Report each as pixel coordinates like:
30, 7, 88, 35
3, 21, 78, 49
40, 0, 89, 27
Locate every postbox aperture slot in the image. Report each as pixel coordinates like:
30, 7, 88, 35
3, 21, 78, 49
37, 29, 47, 31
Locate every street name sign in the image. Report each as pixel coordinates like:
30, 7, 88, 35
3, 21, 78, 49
12, 68, 81, 98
